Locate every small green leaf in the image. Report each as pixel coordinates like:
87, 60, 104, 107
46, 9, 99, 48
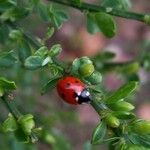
95, 12, 116, 38
18, 114, 35, 135
86, 13, 99, 34
50, 11, 68, 28
112, 111, 135, 119
37, 2, 49, 21
107, 101, 135, 111
9, 29, 22, 40
2, 114, 17, 132
71, 0, 81, 6
128, 134, 150, 148
105, 81, 138, 104
49, 44, 62, 57
0, 77, 17, 90
0, 50, 16, 68
18, 40, 32, 64
85, 71, 102, 85
45, 27, 55, 39
101, 0, 131, 10
24, 56, 43, 70
91, 121, 107, 145
15, 127, 30, 143
34, 46, 48, 57
41, 76, 62, 94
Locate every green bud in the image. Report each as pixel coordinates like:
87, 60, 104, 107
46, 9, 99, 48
85, 71, 102, 84
18, 114, 35, 135
144, 15, 150, 25
104, 113, 120, 128
131, 120, 150, 134
0, 86, 4, 97
108, 101, 135, 112
122, 62, 140, 74
9, 30, 22, 40
49, 44, 62, 57
79, 63, 95, 77
80, 56, 93, 64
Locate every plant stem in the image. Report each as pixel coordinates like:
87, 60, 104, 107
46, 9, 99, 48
1, 94, 22, 120
49, 0, 149, 24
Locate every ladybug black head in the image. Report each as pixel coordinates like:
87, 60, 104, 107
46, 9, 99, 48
75, 89, 91, 104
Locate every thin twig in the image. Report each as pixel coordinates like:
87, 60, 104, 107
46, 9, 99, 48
48, 0, 150, 25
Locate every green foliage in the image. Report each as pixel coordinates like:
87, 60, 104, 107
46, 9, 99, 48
91, 121, 107, 145
101, 0, 131, 10
0, 0, 150, 150
105, 82, 138, 104
86, 12, 117, 37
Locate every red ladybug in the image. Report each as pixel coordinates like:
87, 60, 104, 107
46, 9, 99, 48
57, 76, 91, 105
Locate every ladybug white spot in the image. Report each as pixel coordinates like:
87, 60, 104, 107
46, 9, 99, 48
75, 97, 79, 101
77, 91, 81, 96
85, 91, 90, 96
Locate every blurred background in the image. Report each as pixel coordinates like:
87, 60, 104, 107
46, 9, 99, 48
0, 0, 150, 150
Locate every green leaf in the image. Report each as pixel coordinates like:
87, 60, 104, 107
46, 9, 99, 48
37, 2, 49, 21
2, 114, 17, 132
92, 51, 116, 62
101, 0, 131, 10
0, 77, 17, 90
0, 0, 16, 11
95, 12, 116, 38
18, 114, 35, 135
41, 76, 62, 94
18, 40, 32, 64
86, 13, 99, 34
0, 50, 16, 67
24, 56, 43, 70
91, 121, 107, 145
45, 27, 55, 39
83, 141, 92, 150
112, 111, 135, 119
71, 0, 81, 6
49, 8, 68, 28
128, 134, 150, 148
15, 127, 30, 143
105, 81, 138, 104
34, 46, 48, 57
49, 44, 62, 57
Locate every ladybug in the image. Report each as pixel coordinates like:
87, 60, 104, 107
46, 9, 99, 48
57, 76, 91, 105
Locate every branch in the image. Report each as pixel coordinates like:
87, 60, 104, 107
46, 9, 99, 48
48, 0, 150, 25
1, 93, 21, 120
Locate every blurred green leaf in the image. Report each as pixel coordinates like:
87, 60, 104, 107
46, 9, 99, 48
0, 50, 16, 67
2, 114, 17, 132
34, 46, 48, 57
0, 77, 16, 90
24, 56, 43, 70
101, 0, 131, 10
91, 121, 107, 145
41, 76, 62, 94
86, 13, 99, 34
18, 114, 35, 135
49, 44, 62, 57
95, 12, 116, 38
18, 40, 32, 64
83, 141, 92, 150
37, 2, 49, 21
112, 111, 135, 119
0, 0, 16, 11
105, 81, 138, 104
128, 134, 150, 148
15, 127, 30, 143
50, 10, 68, 29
